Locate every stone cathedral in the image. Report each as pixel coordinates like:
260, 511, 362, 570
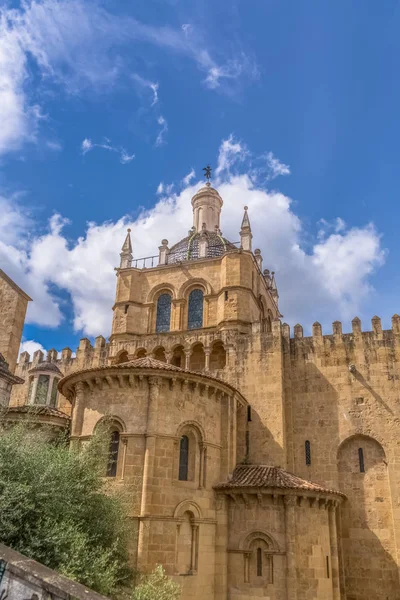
1, 180, 400, 600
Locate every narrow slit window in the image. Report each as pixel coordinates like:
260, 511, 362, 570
247, 406, 252, 422
256, 548, 262, 577
305, 440, 311, 466
224, 290, 228, 301
358, 447, 365, 473
106, 430, 120, 477
179, 435, 189, 481
326, 556, 330, 578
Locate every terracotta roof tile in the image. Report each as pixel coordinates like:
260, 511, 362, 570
29, 361, 63, 375
214, 465, 344, 497
119, 356, 185, 372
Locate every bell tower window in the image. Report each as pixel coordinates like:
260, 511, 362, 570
188, 289, 204, 330
156, 293, 172, 333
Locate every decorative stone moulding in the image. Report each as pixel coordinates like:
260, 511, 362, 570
58, 356, 247, 408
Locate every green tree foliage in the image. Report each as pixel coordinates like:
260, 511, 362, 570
132, 565, 181, 600
0, 420, 132, 597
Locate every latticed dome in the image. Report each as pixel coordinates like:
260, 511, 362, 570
167, 231, 237, 263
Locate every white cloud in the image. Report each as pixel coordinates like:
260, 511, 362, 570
265, 151, 290, 180
19, 339, 46, 357
0, 137, 386, 338
0, 0, 255, 156
182, 168, 195, 186
155, 116, 168, 147
215, 135, 248, 177
46, 140, 62, 151
80, 137, 134, 164
132, 73, 159, 106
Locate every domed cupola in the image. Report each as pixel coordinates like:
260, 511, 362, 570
166, 182, 237, 264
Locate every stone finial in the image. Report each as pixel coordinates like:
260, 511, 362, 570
352, 317, 362, 334
120, 228, 133, 269
263, 269, 271, 288
32, 349, 44, 365
47, 348, 58, 362
392, 314, 400, 334
158, 239, 169, 266
332, 320, 342, 336
312, 322, 322, 337
95, 335, 106, 349
61, 347, 72, 361
254, 248, 263, 271
371, 315, 382, 335
270, 272, 279, 305
294, 324, 303, 339
240, 206, 252, 252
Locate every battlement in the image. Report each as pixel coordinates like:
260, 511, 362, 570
15, 335, 110, 378
282, 315, 400, 358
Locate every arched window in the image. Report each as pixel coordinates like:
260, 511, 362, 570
156, 293, 172, 333
179, 435, 189, 481
106, 430, 120, 477
35, 375, 50, 404
257, 548, 262, 576
305, 440, 311, 465
358, 447, 365, 473
188, 289, 204, 330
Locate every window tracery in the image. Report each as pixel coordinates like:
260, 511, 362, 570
188, 289, 204, 330
156, 293, 172, 333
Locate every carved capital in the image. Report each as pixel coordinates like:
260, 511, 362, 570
283, 495, 298, 508
75, 381, 86, 395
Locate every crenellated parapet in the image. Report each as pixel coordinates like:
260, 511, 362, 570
281, 315, 400, 357
10, 336, 110, 409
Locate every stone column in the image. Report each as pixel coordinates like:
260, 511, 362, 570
284, 495, 298, 600
184, 349, 191, 370
70, 381, 86, 445
214, 496, 229, 600
190, 524, 199, 573
120, 438, 128, 481
204, 348, 211, 371
165, 351, 172, 364
30, 376, 39, 405
138, 377, 159, 570
328, 503, 341, 600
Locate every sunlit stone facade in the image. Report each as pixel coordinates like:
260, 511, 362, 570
5, 182, 400, 599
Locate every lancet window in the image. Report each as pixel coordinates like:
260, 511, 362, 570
156, 293, 172, 333
179, 435, 189, 481
106, 430, 120, 477
188, 289, 204, 330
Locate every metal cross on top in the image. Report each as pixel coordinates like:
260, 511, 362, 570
202, 164, 212, 181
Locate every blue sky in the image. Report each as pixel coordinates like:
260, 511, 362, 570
0, 0, 399, 357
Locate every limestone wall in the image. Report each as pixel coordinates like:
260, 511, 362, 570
0, 271, 30, 373
284, 316, 400, 598
112, 251, 278, 339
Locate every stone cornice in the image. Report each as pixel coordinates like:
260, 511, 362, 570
58, 364, 247, 406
